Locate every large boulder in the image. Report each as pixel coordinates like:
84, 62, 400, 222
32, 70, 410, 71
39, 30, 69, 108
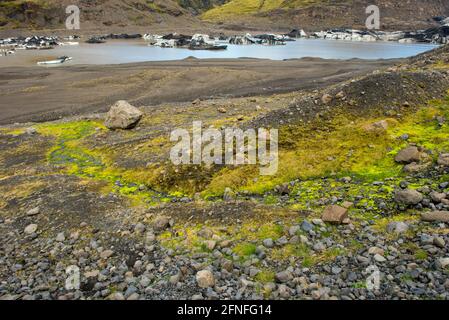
437, 153, 449, 166
403, 162, 429, 173
24, 224, 38, 234
395, 146, 421, 164
153, 216, 171, 232
386, 221, 409, 234
421, 211, 449, 223
321, 94, 333, 104
364, 120, 389, 132
394, 189, 423, 205
321, 205, 348, 224
196, 270, 215, 288
105, 100, 143, 130
430, 192, 446, 203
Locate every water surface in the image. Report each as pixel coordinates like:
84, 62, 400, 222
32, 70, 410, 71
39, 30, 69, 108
0, 38, 439, 66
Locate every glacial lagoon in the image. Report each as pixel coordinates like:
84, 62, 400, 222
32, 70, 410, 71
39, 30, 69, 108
0, 38, 439, 66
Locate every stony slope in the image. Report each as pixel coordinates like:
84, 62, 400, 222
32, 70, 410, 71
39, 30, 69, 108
202, 0, 449, 30
1, 0, 449, 31
0, 0, 202, 30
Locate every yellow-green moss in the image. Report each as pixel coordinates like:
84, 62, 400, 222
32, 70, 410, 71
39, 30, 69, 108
233, 242, 257, 258
0, 128, 26, 135
28, 96, 449, 211
255, 269, 275, 283
202, 0, 324, 21
202, 97, 449, 197
0, 180, 45, 201
415, 249, 428, 260
271, 243, 316, 266
371, 213, 419, 234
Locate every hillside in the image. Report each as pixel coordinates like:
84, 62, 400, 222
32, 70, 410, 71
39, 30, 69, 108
201, 0, 449, 30
178, 0, 228, 14
1, 0, 449, 31
0, 0, 209, 30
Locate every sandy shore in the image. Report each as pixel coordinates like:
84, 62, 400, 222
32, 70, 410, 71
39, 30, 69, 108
0, 57, 396, 124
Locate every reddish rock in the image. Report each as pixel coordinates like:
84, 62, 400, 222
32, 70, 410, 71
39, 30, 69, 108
322, 205, 349, 224
335, 91, 346, 99
430, 192, 446, 203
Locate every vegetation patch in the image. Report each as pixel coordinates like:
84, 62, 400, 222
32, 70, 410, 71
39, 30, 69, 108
202, 96, 449, 197
202, 0, 325, 21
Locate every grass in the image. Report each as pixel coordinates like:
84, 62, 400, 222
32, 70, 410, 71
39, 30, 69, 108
252, 223, 284, 240
401, 242, 429, 261
159, 227, 207, 253
0, 128, 26, 135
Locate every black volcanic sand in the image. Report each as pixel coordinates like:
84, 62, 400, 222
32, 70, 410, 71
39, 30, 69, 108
0, 57, 396, 125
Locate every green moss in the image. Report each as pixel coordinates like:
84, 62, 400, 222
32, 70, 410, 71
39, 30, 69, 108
348, 239, 364, 251
201, 97, 449, 198
232, 220, 287, 243
255, 269, 275, 283
263, 195, 279, 205
256, 224, 283, 240
271, 243, 316, 265
233, 242, 257, 258
400, 274, 414, 283
415, 249, 428, 260
0, 128, 26, 135
27, 95, 449, 213
201, 0, 324, 21
36, 120, 175, 206
352, 281, 367, 289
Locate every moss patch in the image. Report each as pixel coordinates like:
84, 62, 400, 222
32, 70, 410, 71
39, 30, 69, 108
202, 0, 324, 21
202, 97, 449, 197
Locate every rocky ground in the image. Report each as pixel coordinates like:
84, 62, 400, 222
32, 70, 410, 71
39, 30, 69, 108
1, 46, 449, 300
